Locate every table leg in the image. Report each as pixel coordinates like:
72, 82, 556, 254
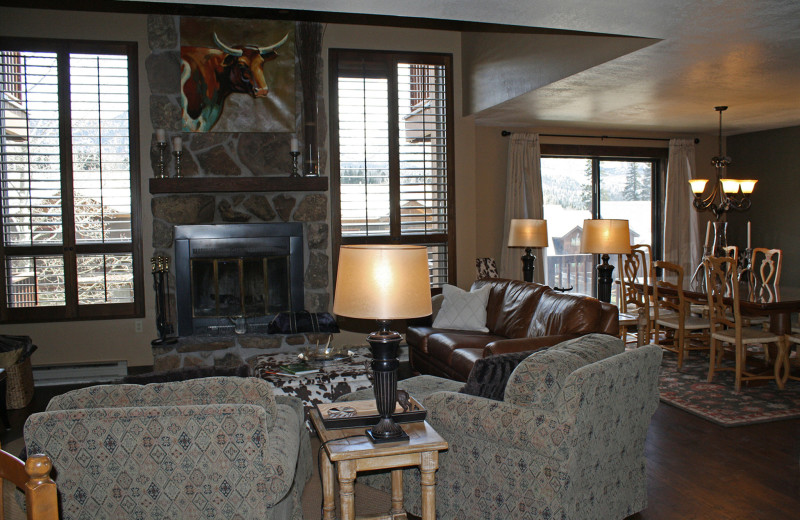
390, 469, 404, 515
419, 451, 439, 520
320, 449, 336, 520
338, 459, 357, 520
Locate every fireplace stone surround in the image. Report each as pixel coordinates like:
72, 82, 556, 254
146, 15, 334, 372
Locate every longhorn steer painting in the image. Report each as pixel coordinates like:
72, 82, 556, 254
180, 18, 295, 132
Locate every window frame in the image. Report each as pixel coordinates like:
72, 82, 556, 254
329, 48, 457, 288
0, 37, 144, 323
540, 144, 667, 262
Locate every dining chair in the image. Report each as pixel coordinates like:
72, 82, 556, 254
784, 332, 800, 384
750, 248, 782, 285
618, 246, 651, 345
0, 448, 58, 520
652, 261, 710, 369
705, 255, 788, 392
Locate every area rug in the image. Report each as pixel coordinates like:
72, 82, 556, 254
658, 352, 800, 427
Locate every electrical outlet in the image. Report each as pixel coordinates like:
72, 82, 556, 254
135, 320, 143, 333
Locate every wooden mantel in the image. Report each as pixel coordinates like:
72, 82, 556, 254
149, 176, 328, 194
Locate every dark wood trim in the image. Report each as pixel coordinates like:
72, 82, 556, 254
541, 143, 669, 159
148, 176, 329, 194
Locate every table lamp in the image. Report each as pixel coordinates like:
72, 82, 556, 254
580, 219, 631, 303
507, 219, 548, 282
333, 244, 432, 443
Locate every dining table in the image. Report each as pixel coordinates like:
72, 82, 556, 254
635, 280, 800, 335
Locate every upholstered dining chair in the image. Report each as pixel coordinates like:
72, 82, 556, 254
652, 261, 710, 369
705, 255, 788, 392
0, 448, 57, 520
618, 246, 652, 345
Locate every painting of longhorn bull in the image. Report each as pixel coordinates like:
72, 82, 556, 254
180, 18, 295, 132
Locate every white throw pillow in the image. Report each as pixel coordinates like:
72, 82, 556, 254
432, 284, 491, 332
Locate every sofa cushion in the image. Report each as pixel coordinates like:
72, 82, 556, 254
426, 332, 501, 363
433, 284, 491, 331
504, 334, 624, 409
490, 280, 547, 338
449, 348, 484, 380
460, 349, 535, 401
528, 289, 602, 337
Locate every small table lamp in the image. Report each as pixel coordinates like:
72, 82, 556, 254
580, 219, 631, 303
333, 244, 432, 443
507, 219, 548, 282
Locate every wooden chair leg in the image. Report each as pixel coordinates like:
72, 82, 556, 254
677, 327, 686, 370
708, 337, 718, 383
775, 339, 788, 389
734, 341, 745, 393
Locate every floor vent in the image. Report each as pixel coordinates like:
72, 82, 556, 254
32, 361, 128, 387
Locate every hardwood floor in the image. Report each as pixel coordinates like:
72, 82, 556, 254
3, 382, 798, 519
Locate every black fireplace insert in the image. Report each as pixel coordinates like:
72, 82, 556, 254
174, 223, 304, 336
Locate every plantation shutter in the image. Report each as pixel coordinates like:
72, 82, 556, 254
0, 39, 142, 322
331, 51, 455, 287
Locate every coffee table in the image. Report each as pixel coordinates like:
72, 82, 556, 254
309, 408, 448, 520
253, 348, 374, 408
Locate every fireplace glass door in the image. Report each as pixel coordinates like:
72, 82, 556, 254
190, 256, 290, 319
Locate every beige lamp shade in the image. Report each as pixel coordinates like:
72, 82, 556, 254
580, 219, 632, 255
333, 244, 432, 320
507, 219, 548, 248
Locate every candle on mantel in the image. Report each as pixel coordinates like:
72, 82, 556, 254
173, 136, 182, 152
747, 220, 751, 249
704, 221, 711, 248
155, 128, 165, 143
290, 136, 299, 153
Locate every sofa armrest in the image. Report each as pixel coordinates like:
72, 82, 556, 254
483, 334, 577, 356
25, 403, 300, 514
423, 391, 570, 460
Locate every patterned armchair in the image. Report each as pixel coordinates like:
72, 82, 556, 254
340, 334, 662, 519
23, 377, 312, 520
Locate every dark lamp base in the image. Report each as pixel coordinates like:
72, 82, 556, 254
366, 426, 410, 444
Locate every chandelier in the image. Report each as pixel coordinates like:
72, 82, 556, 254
688, 106, 756, 220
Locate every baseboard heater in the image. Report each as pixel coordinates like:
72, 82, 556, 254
32, 361, 128, 387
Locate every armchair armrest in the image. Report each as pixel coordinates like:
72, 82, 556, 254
423, 391, 571, 460
484, 334, 577, 356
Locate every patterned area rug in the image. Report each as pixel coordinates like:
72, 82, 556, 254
253, 348, 374, 408
658, 352, 800, 426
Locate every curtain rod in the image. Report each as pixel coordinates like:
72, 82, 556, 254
500, 130, 699, 144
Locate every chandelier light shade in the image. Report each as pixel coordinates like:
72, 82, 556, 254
689, 106, 756, 219
581, 219, 631, 303
507, 219, 548, 282
333, 244, 432, 443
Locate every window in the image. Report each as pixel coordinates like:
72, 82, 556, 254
330, 49, 455, 287
0, 38, 143, 322
539, 145, 666, 301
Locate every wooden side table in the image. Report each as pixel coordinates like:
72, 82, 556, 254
309, 408, 448, 520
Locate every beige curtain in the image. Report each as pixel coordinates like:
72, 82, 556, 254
500, 133, 545, 282
664, 138, 700, 286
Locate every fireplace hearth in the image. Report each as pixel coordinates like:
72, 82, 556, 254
174, 223, 305, 336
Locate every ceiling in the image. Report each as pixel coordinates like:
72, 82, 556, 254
130, 0, 800, 135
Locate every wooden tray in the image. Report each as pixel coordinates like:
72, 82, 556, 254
316, 397, 427, 430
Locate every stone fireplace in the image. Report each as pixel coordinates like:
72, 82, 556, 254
174, 223, 305, 336
145, 15, 332, 371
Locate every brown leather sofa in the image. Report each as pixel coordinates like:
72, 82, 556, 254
407, 278, 619, 381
